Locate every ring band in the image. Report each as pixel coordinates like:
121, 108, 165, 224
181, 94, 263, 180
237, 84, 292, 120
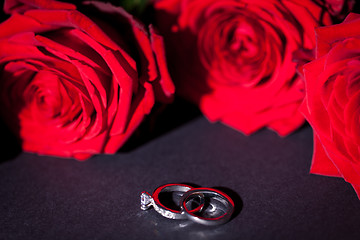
180, 188, 234, 226
141, 184, 235, 225
141, 183, 204, 219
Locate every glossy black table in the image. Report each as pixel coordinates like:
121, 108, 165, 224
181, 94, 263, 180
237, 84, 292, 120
1, 99, 359, 240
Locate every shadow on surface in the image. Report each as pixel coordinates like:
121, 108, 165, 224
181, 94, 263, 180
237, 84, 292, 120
119, 97, 201, 152
0, 118, 21, 163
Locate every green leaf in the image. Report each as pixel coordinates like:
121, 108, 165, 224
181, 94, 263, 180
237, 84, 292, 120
114, 0, 149, 15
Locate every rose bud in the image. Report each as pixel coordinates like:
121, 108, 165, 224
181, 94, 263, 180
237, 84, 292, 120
153, 0, 331, 136
0, 0, 175, 160
301, 13, 360, 198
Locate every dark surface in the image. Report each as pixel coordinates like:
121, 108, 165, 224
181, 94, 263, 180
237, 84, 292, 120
1, 102, 360, 240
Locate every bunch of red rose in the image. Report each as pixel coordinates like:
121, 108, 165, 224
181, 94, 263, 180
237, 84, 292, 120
0, 0, 360, 198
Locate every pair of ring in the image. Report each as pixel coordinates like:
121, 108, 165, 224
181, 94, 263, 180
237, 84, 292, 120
140, 183, 234, 226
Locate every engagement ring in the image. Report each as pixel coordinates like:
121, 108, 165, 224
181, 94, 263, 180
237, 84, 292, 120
140, 183, 234, 226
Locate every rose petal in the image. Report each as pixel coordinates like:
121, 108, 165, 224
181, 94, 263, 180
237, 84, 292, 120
104, 82, 155, 152
4, 0, 76, 14
316, 16, 360, 58
70, 29, 133, 135
149, 25, 175, 101
310, 134, 342, 177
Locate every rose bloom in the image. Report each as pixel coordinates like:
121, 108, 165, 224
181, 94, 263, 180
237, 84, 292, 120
0, 0, 174, 160
153, 0, 332, 136
301, 13, 360, 198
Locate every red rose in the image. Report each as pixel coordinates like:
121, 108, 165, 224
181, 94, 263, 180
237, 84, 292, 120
0, 0, 174, 160
153, 0, 331, 136
301, 13, 360, 198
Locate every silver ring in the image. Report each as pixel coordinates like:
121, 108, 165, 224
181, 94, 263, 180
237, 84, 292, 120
140, 183, 204, 219
180, 188, 234, 226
